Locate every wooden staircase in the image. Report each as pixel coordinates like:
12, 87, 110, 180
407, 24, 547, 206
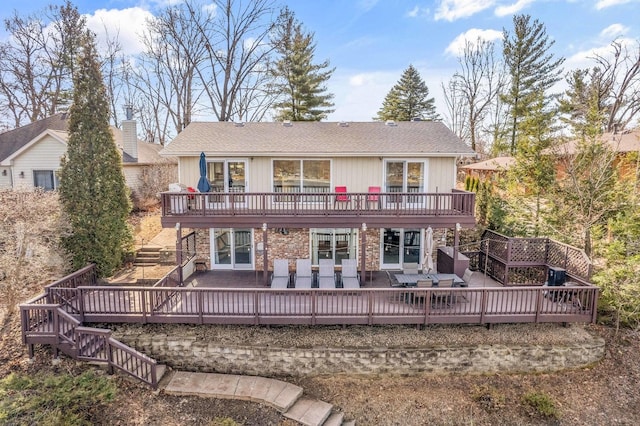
20, 302, 165, 388
134, 245, 162, 266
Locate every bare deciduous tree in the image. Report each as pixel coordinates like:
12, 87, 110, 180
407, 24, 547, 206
0, 189, 70, 320
591, 39, 640, 132
0, 1, 86, 128
443, 38, 506, 153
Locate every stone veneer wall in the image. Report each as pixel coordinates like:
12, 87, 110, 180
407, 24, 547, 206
114, 331, 605, 377
194, 228, 382, 272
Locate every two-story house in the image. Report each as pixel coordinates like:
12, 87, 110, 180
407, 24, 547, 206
160, 120, 476, 283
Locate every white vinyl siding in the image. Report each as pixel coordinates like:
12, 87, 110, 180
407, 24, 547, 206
12, 136, 65, 189
177, 155, 459, 194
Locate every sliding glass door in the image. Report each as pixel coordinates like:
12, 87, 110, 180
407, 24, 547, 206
385, 160, 425, 205
381, 228, 422, 269
210, 228, 254, 270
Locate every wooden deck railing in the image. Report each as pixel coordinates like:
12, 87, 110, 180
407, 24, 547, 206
161, 190, 475, 218
477, 230, 593, 286
38, 284, 598, 326
20, 302, 160, 388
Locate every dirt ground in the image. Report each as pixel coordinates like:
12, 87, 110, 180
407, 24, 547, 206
2, 212, 639, 425
2, 311, 639, 425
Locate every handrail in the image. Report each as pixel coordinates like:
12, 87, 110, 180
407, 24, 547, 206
20, 300, 160, 388
61, 284, 597, 326
161, 190, 476, 217
45, 264, 96, 290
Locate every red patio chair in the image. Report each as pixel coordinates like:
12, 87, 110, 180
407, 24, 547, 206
366, 185, 381, 209
334, 186, 350, 207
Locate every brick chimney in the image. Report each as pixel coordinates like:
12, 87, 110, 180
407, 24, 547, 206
122, 105, 138, 162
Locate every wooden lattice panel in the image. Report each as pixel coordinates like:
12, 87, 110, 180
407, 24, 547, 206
509, 238, 547, 263
547, 240, 591, 279
481, 230, 509, 261
507, 266, 546, 286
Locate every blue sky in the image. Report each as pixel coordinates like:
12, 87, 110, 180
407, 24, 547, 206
1, 0, 639, 122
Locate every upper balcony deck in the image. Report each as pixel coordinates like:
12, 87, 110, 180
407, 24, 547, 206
160, 189, 476, 229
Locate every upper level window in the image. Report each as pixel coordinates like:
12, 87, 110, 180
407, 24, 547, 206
273, 160, 330, 193
385, 161, 424, 193
33, 170, 58, 191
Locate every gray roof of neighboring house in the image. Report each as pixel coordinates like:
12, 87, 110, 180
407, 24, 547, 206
0, 113, 69, 162
0, 113, 175, 165
160, 121, 476, 157
460, 156, 515, 171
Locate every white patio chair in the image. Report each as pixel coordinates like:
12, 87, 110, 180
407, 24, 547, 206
433, 278, 454, 305
270, 259, 290, 289
294, 258, 313, 289
402, 262, 419, 275
318, 258, 336, 289
341, 259, 360, 289
412, 278, 433, 305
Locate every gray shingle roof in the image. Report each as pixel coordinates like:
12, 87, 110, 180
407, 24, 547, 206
0, 113, 69, 162
0, 113, 175, 165
160, 121, 475, 157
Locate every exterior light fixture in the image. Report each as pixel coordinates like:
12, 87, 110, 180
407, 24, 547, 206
175, 222, 181, 230
362, 223, 367, 231
262, 223, 267, 231
19, 171, 25, 178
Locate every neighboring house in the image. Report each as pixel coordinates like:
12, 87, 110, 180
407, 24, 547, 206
159, 120, 476, 277
459, 156, 515, 182
0, 112, 177, 196
549, 129, 640, 180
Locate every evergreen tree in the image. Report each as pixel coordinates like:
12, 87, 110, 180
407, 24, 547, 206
270, 8, 334, 121
58, 31, 132, 277
376, 65, 439, 121
502, 14, 564, 154
507, 90, 556, 237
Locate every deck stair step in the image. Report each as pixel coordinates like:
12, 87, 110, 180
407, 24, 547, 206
134, 245, 162, 266
322, 411, 345, 426
283, 397, 334, 426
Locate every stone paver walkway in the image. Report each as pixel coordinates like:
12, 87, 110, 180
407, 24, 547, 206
164, 371, 351, 426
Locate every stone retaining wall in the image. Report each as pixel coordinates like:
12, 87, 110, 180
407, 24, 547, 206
114, 331, 605, 377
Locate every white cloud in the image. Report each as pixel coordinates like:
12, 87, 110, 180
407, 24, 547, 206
202, 3, 218, 15
85, 7, 153, 56
595, 0, 635, 10
434, 0, 495, 22
564, 36, 636, 70
406, 6, 430, 18
494, 0, 536, 17
600, 23, 628, 39
444, 29, 503, 56
327, 70, 401, 121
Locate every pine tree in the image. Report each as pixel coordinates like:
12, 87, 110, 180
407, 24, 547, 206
270, 8, 334, 121
376, 65, 439, 121
58, 31, 132, 277
507, 90, 556, 237
502, 15, 564, 154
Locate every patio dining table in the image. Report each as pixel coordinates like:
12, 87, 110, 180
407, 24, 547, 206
393, 273, 466, 287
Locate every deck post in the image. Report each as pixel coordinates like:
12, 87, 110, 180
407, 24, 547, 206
453, 223, 460, 277
175, 222, 183, 285
360, 223, 367, 286
262, 223, 269, 286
